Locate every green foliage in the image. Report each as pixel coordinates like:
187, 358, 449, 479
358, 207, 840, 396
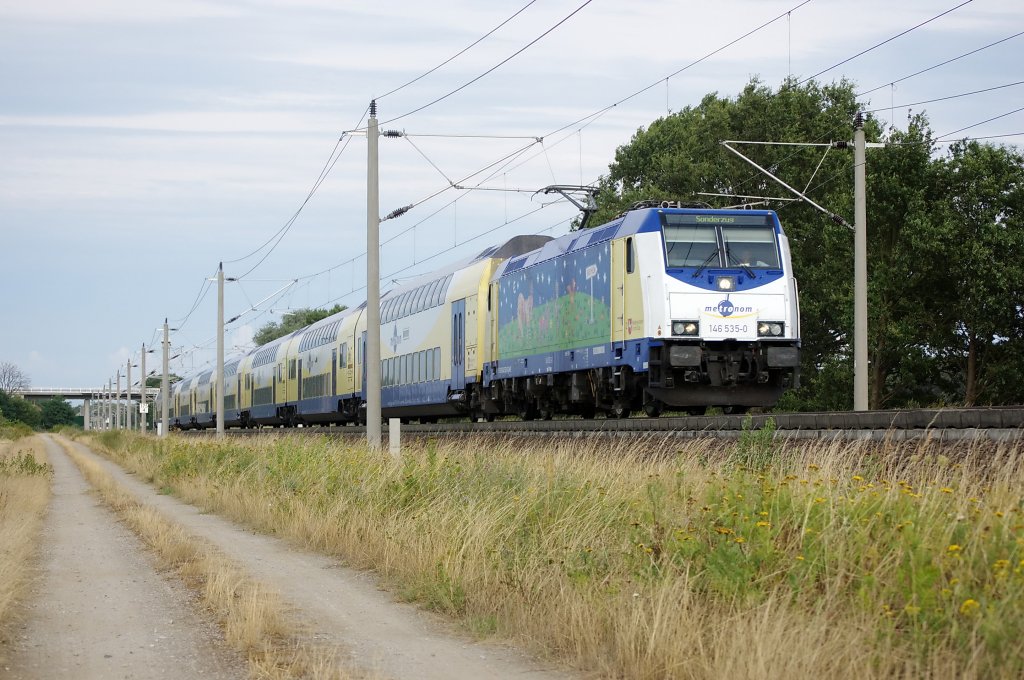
0, 390, 41, 429
39, 396, 77, 430
253, 305, 348, 346
732, 416, 778, 470
0, 452, 52, 477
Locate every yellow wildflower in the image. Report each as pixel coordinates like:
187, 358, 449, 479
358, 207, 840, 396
947, 544, 961, 553
795, 555, 805, 561
940, 487, 954, 494
959, 599, 981, 616
756, 521, 771, 528
904, 604, 921, 616
814, 497, 826, 504
852, 475, 864, 482
734, 537, 745, 544
714, 526, 733, 535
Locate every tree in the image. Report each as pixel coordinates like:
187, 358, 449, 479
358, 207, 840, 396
594, 77, 878, 410
929, 140, 1024, 404
40, 396, 77, 430
146, 374, 181, 388
0, 390, 41, 429
253, 305, 347, 346
0, 362, 30, 393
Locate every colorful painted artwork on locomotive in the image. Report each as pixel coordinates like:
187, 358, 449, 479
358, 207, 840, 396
497, 242, 612, 357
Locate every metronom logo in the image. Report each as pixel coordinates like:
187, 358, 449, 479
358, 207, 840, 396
705, 299, 753, 317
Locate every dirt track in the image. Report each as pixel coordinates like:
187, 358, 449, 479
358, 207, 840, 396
3, 435, 247, 680
3, 436, 576, 680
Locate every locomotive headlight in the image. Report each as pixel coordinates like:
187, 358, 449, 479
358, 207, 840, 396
672, 320, 699, 336
716, 276, 735, 291
758, 321, 785, 337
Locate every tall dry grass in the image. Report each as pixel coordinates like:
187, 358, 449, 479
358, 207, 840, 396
87, 428, 1024, 679
0, 437, 52, 663
56, 437, 366, 680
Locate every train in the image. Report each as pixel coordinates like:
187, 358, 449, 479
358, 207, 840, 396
158, 202, 801, 428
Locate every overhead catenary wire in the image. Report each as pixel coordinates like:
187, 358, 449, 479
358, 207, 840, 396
251, 1, 819, 326
863, 81, 1024, 116
381, 0, 597, 125
544, 0, 813, 140
229, 0, 820, 320
797, 0, 974, 85
376, 0, 541, 101
856, 30, 1024, 97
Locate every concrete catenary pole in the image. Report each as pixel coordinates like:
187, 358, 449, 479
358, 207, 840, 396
216, 262, 225, 437
126, 358, 133, 431
115, 369, 122, 429
162, 319, 170, 437
366, 100, 382, 450
853, 112, 868, 412
140, 343, 146, 433
105, 380, 111, 430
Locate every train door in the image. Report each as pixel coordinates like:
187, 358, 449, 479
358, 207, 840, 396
486, 284, 498, 372
331, 348, 337, 395
360, 331, 367, 395
451, 299, 466, 390
465, 294, 478, 379
611, 236, 644, 351
297, 359, 303, 402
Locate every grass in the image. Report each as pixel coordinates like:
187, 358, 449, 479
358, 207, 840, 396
85, 428, 1024, 679
0, 437, 52, 664
56, 436, 366, 680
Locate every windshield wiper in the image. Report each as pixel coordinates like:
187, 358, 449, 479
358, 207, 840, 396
724, 240, 755, 278
691, 248, 720, 278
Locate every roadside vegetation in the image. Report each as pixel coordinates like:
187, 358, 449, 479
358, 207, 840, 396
56, 437, 360, 680
85, 429, 1024, 679
0, 437, 52, 662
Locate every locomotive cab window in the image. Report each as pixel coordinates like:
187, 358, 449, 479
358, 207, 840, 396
722, 225, 780, 269
663, 224, 719, 268
626, 237, 635, 273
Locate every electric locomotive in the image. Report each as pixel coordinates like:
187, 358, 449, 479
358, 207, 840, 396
480, 202, 800, 418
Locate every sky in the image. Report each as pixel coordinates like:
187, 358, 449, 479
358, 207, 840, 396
0, 0, 1021, 391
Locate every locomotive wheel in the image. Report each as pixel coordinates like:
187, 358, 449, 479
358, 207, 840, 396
607, 401, 629, 419
686, 406, 707, 416
643, 399, 664, 418
578, 404, 596, 419
517, 404, 537, 421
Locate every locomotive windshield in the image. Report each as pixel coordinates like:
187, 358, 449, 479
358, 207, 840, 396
664, 224, 718, 268
662, 214, 780, 269
722, 225, 780, 269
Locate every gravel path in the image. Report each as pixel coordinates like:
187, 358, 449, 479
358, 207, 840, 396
3, 435, 248, 680
62, 437, 578, 680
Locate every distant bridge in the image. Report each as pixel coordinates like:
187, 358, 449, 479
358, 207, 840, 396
13, 387, 162, 431
14, 387, 161, 400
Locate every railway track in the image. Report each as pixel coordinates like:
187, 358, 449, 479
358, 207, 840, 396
181, 407, 1024, 442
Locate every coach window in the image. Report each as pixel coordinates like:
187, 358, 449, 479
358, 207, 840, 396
626, 237, 635, 273
413, 286, 427, 314
424, 279, 439, 308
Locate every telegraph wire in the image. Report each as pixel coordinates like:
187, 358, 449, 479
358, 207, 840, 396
377, 0, 541, 101
798, 1, 974, 85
